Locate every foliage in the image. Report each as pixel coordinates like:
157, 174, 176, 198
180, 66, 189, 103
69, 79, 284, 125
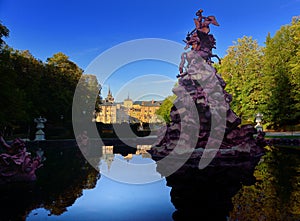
44, 52, 83, 122
218, 36, 266, 122
218, 17, 300, 129
0, 47, 42, 128
155, 95, 177, 123
263, 17, 300, 129
229, 149, 300, 220
73, 74, 101, 122
0, 21, 9, 47
288, 17, 300, 113
0, 22, 101, 137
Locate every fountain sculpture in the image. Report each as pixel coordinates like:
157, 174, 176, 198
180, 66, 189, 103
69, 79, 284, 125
0, 133, 43, 184
148, 9, 267, 219
149, 8, 266, 167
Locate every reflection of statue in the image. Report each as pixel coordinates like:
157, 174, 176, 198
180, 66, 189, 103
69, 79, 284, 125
0, 133, 43, 183
165, 165, 257, 221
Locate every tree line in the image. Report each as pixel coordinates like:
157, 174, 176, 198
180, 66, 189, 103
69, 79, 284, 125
218, 16, 300, 130
0, 22, 100, 138
157, 16, 300, 130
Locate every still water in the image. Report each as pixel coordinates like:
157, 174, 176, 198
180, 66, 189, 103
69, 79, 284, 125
0, 143, 299, 221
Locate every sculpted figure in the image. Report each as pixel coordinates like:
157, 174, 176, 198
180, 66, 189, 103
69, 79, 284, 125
184, 32, 200, 50
179, 9, 221, 76
0, 132, 43, 182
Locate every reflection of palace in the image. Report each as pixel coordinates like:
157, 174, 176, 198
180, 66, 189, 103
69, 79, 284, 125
136, 145, 152, 158
94, 89, 163, 124
100, 145, 152, 166
124, 145, 152, 161
101, 146, 114, 171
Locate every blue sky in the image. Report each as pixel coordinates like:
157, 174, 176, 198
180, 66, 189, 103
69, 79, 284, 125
1, 0, 299, 101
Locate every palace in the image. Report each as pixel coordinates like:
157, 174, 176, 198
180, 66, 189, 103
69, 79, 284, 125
94, 89, 163, 124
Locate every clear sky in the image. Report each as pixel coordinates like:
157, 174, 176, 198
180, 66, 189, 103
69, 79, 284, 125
1, 0, 299, 101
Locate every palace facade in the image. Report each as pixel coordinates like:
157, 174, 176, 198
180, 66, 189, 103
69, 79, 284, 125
94, 90, 163, 124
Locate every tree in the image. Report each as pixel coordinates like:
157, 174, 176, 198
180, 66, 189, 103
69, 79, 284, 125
0, 47, 28, 129
0, 47, 52, 135
73, 74, 101, 122
156, 95, 177, 123
0, 21, 9, 47
263, 17, 300, 129
0, 22, 90, 137
288, 16, 300, 120
44, 52, 83, 123
218, 36, 266, 123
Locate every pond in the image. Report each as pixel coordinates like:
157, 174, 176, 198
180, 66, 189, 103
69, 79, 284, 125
0, 142, 299, 221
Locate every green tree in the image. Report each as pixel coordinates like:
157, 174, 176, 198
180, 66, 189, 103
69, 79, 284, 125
12, 49, 44, 118
156, 95, 176, 123
288, 16, 300, 120
0, 47, 28, 129
218, 36, 266, 123
263, 17, 300, 129
0, 21, 9, 47
73, 74, 101, 122
0, 22, 91, 137
44, 52, 83, 123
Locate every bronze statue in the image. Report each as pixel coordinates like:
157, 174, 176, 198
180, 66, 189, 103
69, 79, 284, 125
193, 9, 219, 34
181, 8, 221, 74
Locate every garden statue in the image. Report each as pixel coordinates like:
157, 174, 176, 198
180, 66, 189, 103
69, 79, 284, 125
255, 113, 263, 132
0, 132, 43, 183
34, 116, 47, 141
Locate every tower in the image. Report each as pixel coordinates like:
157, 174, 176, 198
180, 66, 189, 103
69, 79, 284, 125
105, 86, 114, 104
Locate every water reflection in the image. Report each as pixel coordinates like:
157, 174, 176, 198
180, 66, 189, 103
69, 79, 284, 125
0, 144, 100, 220
0, 143, 299, 221
158, 159, 258, 220
157, 147, 300, 221
0, 143, 172, 221
156, 146, 300, 221
229, 147, 300, 220
99, 145, 163, 184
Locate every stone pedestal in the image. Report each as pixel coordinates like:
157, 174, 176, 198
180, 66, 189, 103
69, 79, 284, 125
35, 129, 45, 141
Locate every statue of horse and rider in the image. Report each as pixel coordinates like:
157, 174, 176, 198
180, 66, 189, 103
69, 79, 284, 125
178, 9, 221, 78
